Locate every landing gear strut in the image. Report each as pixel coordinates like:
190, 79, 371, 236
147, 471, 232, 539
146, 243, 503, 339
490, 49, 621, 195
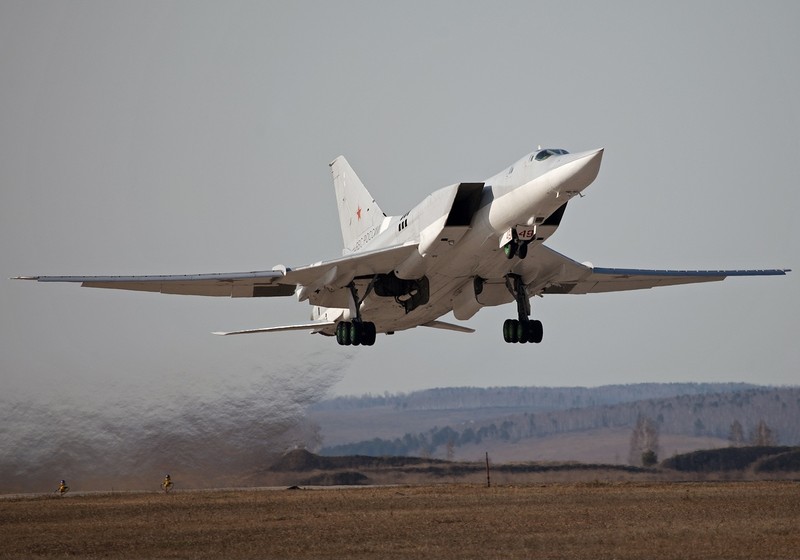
336, 281, 377, 346
502, 274, 543, 344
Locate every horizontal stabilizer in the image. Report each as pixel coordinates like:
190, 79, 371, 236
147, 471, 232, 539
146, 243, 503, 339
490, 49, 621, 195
212, 321, 336, 336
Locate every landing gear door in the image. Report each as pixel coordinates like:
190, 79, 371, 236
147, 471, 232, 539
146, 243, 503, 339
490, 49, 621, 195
499, 225, 537, 248
515, 225, 537, 243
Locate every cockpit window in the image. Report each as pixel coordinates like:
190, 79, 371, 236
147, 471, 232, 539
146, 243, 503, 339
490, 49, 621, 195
532, 148, 569, 161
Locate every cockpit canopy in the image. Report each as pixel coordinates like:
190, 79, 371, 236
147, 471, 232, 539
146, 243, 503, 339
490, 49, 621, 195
532, 148, 569, 161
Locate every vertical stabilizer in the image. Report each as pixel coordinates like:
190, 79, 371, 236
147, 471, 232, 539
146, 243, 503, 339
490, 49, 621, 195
330, 156, 386, 254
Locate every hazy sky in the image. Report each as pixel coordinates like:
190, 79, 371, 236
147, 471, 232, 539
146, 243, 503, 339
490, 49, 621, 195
2, 1, 798, 404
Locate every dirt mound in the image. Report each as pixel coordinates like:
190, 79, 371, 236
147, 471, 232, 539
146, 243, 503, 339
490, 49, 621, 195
754, 449, 800, 472
300, 471, 369, 486
661, 446, 797, 472
269, 449, 446, 472
270, 449, 328, 471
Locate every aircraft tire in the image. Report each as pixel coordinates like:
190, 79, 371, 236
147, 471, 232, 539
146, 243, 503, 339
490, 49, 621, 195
363, 322, 377, 346
349, 321, 361, 346
530, 320, 543, 343
336, 322, 349, 345
503, 319, 543, 344
522, 320, 534, 343
506, 319, 520, 343
337, 321, 376, 346
516, 320, 528, 343
503, 319, 513, 343
518, 242, 528, 259
503, 242, 516, 259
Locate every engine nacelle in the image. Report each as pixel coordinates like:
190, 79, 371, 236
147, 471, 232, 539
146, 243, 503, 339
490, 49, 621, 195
373, 273, 429, 314
311, 305, 348, 322
453, 276, 514, 320
453, 277, 485, 320
394, 250, 427, 280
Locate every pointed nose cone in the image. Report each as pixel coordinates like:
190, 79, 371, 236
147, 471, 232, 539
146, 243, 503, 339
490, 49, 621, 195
557, 148, 604, 194
577, 147, 604, 172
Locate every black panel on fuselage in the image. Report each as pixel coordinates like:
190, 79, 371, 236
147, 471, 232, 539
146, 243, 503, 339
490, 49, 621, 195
445, 183, 485, 227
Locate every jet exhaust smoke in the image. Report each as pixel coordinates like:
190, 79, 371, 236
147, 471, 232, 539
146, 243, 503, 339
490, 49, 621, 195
1, 357, 347, 493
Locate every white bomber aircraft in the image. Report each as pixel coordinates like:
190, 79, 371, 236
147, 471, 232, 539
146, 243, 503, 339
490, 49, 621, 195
16, 147, 789, 346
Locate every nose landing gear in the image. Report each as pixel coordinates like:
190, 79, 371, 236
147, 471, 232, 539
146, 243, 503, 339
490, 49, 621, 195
503, 240, 529, 259
502, 226, 534, 260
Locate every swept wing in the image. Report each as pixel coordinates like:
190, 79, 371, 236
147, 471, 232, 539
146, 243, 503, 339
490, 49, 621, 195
15, 243, 419, 299
512, 245, 789, 295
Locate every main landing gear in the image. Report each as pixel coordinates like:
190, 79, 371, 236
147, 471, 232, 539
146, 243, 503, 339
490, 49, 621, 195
336, 281, 378, 346
502, 318, 543, 344
503, 273, 543, 344
335, 320, 376, 346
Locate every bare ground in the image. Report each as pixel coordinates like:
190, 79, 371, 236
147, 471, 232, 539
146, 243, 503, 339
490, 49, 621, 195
2, 481, 799, 559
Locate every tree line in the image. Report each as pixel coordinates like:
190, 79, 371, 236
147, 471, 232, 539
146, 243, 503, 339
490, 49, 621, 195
320, 386, 800, 459
313, 383, 757, 412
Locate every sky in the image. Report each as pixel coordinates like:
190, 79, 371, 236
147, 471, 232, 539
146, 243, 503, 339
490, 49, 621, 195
2, 1, 798, 407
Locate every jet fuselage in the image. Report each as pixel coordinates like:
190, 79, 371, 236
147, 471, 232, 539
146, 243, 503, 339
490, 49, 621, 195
311, 148, 604, 335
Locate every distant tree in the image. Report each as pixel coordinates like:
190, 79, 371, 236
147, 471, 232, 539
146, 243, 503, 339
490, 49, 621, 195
459, 427, 477, 446
641, 450, 658, 467
693, 418, 706, 436
750, 419, 776, 446
728, 420, 745, 447
629, 415, 660, 466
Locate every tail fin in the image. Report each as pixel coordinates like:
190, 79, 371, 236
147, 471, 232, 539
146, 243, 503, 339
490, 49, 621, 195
330, 156, 386, 254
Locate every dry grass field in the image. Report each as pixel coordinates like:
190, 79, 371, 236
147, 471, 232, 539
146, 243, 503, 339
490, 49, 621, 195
2, 482, 799, 559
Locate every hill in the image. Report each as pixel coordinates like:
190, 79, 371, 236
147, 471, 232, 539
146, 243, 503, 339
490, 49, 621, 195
662, 446, 800, 472
262, 446, 800, 487
310, 384, 800, 464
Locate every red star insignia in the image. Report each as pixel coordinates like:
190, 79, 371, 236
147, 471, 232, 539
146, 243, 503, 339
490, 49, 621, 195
356, 206, 362, 220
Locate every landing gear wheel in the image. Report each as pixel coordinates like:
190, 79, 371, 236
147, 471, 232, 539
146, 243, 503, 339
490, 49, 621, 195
503, 319, 514, 343
503, 242, 516, 259
349, 321, 362, 346
529, 320, 543, 343
362, 322, 377, 346
501, 319, 544, 344
517, 242, 528, 259
517, 320, 528, 343
336, 322, 350, 345
504, 319, 520, 343
336, 321, 377, 346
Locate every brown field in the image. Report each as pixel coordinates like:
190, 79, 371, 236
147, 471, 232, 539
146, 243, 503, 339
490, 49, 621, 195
2, 482, 799, 559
